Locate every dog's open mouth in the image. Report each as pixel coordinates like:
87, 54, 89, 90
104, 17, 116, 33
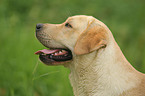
35, 49, 72, 65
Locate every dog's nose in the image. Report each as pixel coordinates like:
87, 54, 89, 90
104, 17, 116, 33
36, 23, 43, 31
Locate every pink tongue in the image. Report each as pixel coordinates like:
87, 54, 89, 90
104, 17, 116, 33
35, 49, 60, 55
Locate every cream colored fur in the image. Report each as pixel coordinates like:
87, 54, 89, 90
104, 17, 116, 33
36, 15, 145, 96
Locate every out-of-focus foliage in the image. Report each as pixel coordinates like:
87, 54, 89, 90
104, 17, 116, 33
0, 0, 145, 96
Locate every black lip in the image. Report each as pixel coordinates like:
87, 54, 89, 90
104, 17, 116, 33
50, 53, 72, 62
39, 49, 72, 65
39, 54, 55, 65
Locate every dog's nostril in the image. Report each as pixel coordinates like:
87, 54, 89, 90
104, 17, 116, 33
36, 23, 43, 30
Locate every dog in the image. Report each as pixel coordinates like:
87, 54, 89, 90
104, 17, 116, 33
35, 15, 145, 96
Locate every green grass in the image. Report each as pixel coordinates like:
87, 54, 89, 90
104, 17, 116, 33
0, 0, 145, 96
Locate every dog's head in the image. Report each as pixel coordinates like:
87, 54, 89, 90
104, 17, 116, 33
35, 15, 109, 65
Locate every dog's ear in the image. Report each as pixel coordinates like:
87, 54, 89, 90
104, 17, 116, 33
74, 25, 107, 55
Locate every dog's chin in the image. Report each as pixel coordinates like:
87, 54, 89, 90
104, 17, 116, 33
35, 48, 73, 65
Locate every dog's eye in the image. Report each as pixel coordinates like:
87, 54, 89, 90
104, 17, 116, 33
65, 23, 72, 28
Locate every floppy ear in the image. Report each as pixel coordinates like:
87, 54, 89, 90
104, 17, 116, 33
74, 25, 107, 55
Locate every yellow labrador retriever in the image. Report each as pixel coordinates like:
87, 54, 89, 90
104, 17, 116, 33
35, 15, 145, 96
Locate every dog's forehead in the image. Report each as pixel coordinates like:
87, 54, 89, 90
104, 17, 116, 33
67, 15, 95, 23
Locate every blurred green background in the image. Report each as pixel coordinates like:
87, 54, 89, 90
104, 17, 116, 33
0, 0, 145, 96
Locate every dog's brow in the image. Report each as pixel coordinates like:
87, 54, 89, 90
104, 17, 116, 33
66, 18, 73, 22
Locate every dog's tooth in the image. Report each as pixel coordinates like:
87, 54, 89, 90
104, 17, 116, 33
59, 51, 62, 53
62, 50, 66, 53
42, 53, 46, 55
55, 53, 58, 55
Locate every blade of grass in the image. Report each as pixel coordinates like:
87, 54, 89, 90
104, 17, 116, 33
32, 71, 60, 80
32, 59, 39, 75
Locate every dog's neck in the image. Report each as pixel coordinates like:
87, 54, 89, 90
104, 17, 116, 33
66, 40, 140, 96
